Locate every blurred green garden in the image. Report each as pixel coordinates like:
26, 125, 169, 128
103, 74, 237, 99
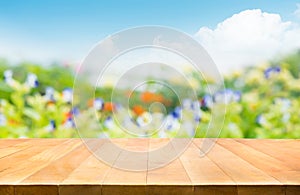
0, 51, 300, 138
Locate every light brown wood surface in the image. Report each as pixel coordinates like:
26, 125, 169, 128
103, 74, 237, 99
0, 138, 299, 195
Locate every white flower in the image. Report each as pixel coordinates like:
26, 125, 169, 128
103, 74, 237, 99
26, 73, 39, 88
163, 115, 180, 131
45, 87, 55, 101
3, 70, 14, 86
104, 116, 115, 129
62, 88, 73, 103
0, 113, 6, 126
136, 112, 152, 127
94, 98, 104, 111
63, 117, 75, 129
45, 120, 56, 132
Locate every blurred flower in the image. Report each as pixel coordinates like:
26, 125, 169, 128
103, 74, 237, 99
201, 95, 213, 109
171, 106, 182, 119
63, 117, 75, 129
44, 87, 55, 102
274, 98, 291, 112
136, 112, 152, 127
194, 111, 202, 122
46, 120, 56, 132
104, 116, 114, 129
164, 114, 180, 131
132, 105, 145, 116
191, 100, 200, 111
0, 113, 6, 126
264, 66, 281, 79
3, 70, 14, 86
3, 70, 13, 83
93, 98, 104, 111
256, 114, 266, 125
71, 107, 80, 116
141, 91, 163, 103
25, 73, 39, 88
214, 89, 241, 104
62, 88, 73, 103
103, 102, 115, 112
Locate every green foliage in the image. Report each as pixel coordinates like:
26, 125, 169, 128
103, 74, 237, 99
0, 51, 300, 138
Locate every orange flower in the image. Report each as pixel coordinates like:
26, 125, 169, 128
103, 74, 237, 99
132, 105, 145, 116
104, 102, 115, 112
141, 91, 164, 103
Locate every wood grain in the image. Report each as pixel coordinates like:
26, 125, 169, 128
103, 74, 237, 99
0, 138, 298, 195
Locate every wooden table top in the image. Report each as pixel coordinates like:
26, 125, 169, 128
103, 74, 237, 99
0, 138, 299, 195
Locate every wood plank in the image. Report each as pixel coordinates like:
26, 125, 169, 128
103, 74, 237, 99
147, 139, 192, 185
102, 139, 147, 185
63, 139, 121, 185
194, 185, 237, 195
0, 138, 298, 194
14, 185, 58, 195
0, 139, 67, 184
0, 139, 29, 149
102, 185, 146, 195
0, 140, 32, 159
218, 139, 300, 184
180, 141, 235, 185
286, 186, 300, 195
0, 185, 14, 195
62, 155, 110, 185
0, 139, 81, 183
20, 139, 101, 184
147, 185, 193, 195
237, 185, 285, 195
59, 185, 102, 195
237, 139, 300, 170
193, 139, 281, 185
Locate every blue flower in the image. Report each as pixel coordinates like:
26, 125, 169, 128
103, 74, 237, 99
264, 66, 281, 79
71, 107, 80, 116
46, 120, 56, 132
232, 91, 242, 102
201, 94, 213, 109
26, 73, 39, 88
171, 106, 181, 119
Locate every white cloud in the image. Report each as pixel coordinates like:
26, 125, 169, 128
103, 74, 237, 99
195, 9, 300, 73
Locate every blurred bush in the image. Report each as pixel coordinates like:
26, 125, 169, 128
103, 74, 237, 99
0, 51, 299, 138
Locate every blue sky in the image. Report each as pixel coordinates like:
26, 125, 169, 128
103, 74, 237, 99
0, 0, 300, 67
